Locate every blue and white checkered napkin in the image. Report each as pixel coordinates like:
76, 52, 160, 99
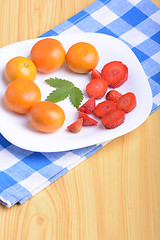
0, 0, 160, 207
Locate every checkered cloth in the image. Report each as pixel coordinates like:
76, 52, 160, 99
0, 0, 160, 207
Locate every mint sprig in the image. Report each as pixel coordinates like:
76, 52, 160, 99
45, 78, 83, 109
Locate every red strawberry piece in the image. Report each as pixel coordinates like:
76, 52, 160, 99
116, 92, 136, 113
101, 61, 128, 88
78, 96, 95, 113
86, 78, 108, 99
94, 100, 116, 118
101, 109, 125, 129
79, 111, 98, 126
91, 68, 101, 80
67, 118, 83, 133
106, 90, 122, 103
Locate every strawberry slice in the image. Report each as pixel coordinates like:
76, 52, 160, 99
101, 109, 125, 129
86, 78, 108, 99
91, 68, 101, 80
67, 118, 83, 133
106, 90, 122, 103
79, 111, 98, 126
78, 96, 95, 113
101, 61, 128, 88
116, 92, 136, 113
94, 100, 116, 118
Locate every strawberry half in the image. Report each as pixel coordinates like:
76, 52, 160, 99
94, 100, 116, 118
79, 111, 98, 126
67, 118, 83, 133
101, 109, 125, 129
106, 90, 122, 103
86, 78, 108, 99
116, 92, 136, 113
78, 96, 95, 113
91, 68, 101, 80
101, 61, 128, 88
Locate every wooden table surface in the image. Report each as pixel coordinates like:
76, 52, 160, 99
0, 0, 160, 239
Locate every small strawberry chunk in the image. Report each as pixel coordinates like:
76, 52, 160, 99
67, 118, 83, 133
78, 96, 95, 113
94, 100, 116, 118
91, 68, 101, 80
79, 111, 98, 126
116, 92, 136, 113
106, 90, 122, 103
101, 109, 125, 129
86, 78, 108, 99
101, 61, 128, 88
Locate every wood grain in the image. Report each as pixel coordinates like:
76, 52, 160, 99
0, 0, 160, 239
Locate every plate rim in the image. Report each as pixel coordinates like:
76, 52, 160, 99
0, 33, 153, 152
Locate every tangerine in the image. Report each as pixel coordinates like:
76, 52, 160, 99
30, 38, 66, 73
29, 101, 65, 133
5, 79, 41, 114
5, 56, 37, 83
66, 42, 99, 74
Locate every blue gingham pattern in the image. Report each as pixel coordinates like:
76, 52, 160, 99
0, 0, 160, 207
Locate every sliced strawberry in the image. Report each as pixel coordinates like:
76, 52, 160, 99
106, 90, 122, 103
101, 61, 128, 88
94, 100, 116, 118
101, 109, 125, 129
79, 111, 98, 126
86, 78, 108, 99
116, 92, 136, 113
67, 118, 83, 133
91, 68, 101, 80
78, 96, 95, 113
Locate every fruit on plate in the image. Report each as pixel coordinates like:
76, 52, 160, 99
106, 90, 122, 103
101, 109, 125, 129
29, 101, 65, 133
91, 68, 101, 79
66, 42, 99, 74
101, 61, 128, 88
4, 79, 41, 114
79, 111, 98, 126
94, 100, 116, 118
78, 96, 95, 113
30, 38, 65, 73
86, 78, 108, 99
116, 92, 136, 113
4, 56, 37, 83
67, 118, 83, 133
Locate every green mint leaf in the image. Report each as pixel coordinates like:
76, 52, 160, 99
45, 87, 72, 103
45, 77, 84, 108
69, 87, 83, 109
45, 77, 74, 89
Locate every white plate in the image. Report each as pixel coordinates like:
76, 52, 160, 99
0, 33, 152, 152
